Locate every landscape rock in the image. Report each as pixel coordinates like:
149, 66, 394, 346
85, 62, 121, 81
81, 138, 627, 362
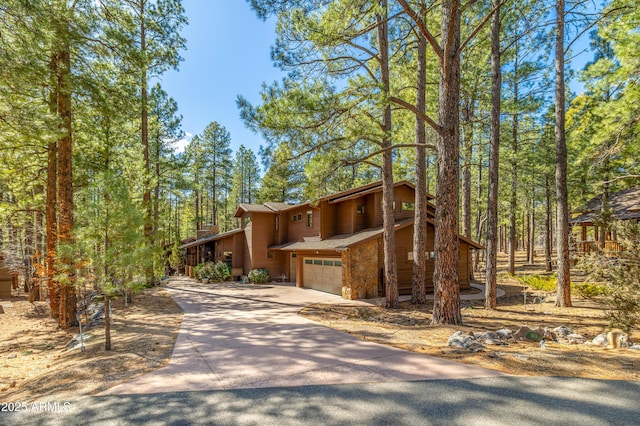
564, 333, 587, 345
448, 331, 485, 352
629, 345, 640, 351
552, 325, 574, 341
496, 328, 512, 338
513, 326, 545, 342
590, 334, 608, 346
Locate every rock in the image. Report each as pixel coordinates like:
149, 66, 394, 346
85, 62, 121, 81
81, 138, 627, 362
513, 353, 528, 360
484, 338, 507, 346
448, 331, 485, 352
629, 345, 640, 351
514, 326, 545, 342
496, 328, 512, 338
606, 331, 630, 349
7, 354, 16, 359
552, 325, 573, 340
0, 305, 4, 314
591, 334, 608, 346
475, 331, 500, 340
565, 333, 587, 345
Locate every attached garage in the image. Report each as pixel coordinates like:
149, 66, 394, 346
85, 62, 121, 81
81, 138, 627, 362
303, 257, 342, 295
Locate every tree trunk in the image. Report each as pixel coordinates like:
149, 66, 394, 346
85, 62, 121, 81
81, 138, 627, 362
412, 26, 428, 305
461, 99, 474, 239
56, 38, 77, 329
432, 0, 462, 324
555, 0, 572, 307
376, 1, 399, 308
104, 294, 111, 351
140, 1, 154, 285
508, 39, 519, 276
47, 52, 59, 319
485, 0, 501, 310
545, 175, 553, 271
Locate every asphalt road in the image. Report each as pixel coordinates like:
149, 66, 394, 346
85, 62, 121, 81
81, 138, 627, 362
4, 377, 639, 425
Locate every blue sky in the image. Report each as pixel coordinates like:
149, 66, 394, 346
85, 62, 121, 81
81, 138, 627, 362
160, 1, 285, 157
160, 1, 592, 163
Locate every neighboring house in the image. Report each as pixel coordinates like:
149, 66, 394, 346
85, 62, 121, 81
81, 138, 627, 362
182, 181, 482, 300
570, 186, 640, 256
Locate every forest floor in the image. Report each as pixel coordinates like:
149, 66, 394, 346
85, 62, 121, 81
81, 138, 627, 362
0, 286, 182, 403
301, 252, 640, 380
1, 252, 638, 403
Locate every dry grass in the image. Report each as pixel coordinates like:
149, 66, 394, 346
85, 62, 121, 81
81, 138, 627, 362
0, 286, 182, 402
300, 253, 640, 381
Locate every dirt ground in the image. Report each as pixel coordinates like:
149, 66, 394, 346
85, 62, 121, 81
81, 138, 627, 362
301, 254, 640, 381
0, 286, 182, 403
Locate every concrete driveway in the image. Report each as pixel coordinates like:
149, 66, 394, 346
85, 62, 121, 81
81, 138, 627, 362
102, 277, 505, 395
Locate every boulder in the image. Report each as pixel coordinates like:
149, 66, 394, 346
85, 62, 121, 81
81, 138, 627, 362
496, 328, 512, 338
591, 334, 608, 346
565, 333, 587, 345
514, 326, 545, 342
448, 331, 485, 352
552, 325, 573, 341
629, 345, 640, 351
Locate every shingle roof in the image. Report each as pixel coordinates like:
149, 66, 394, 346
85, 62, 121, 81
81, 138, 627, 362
571, 187, 640, 225
269, 219, 414, 252
179, 228, 243, 249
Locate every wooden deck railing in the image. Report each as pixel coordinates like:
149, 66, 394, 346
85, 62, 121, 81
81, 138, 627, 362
573, 240, 623, 256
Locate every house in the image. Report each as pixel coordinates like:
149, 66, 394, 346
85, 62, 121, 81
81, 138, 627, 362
570, 186, 640, 256
181, 181, 482, 300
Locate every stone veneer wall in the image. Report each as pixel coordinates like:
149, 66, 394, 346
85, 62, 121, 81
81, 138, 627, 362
342, 239, 378, 299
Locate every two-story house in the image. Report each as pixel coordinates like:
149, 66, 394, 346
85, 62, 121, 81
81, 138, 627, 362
181, 180, 482, 300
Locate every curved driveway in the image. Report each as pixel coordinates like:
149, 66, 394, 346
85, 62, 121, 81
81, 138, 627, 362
103, 277, 505, 395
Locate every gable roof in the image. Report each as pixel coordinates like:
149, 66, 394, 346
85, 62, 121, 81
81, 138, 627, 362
180, 228, 243, 249
571, 187, 640, 225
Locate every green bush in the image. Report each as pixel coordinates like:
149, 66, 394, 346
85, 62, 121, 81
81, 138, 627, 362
210, 261, 231, 282
517, 274, 557, 292
194, 263, 206, 280
574, 282, 608, 299
248, 268, 270, 284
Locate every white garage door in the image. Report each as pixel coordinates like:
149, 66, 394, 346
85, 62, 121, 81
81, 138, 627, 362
303, 257, 343, 295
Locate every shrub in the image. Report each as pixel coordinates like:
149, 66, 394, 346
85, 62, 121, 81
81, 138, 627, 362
574, 282, 608, 299
210, 261, 231, 282
517, 274, 557, 292
193, 263, 206, 280
248, 268, 270, 284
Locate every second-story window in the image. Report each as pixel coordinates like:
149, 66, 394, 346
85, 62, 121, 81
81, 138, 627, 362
307, 210, 313, 227
356, 204, 365, 215
292, 213, 302, 222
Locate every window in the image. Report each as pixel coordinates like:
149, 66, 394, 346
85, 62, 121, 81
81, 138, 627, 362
402, 201, 415, 211
313, 259, 322, 265
275, 216, 279, 231
307, 210, 313, 227
305, 259, 313, 265
429, 251, 436, 260
407, 251, 414, 261
267, 251, 275, 259
224, 252, 233, 268
356, 204, 365, 215
323, 260, 333, 266
292, 213, 302, 222
334, 260, 342, 267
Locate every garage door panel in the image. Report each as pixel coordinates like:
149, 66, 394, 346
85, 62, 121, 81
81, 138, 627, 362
303, 257, 342, 295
